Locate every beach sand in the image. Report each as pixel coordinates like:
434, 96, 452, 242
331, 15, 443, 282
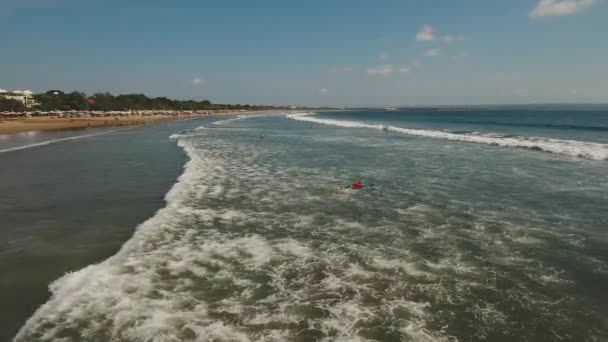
0, 111, 265, 135
0, 116, 184, 135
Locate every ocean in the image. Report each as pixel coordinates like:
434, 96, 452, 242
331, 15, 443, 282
0, 119, 213, 341
3, 110, 608, 341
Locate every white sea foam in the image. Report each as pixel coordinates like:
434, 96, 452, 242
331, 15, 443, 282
170, 113, 278, 139
16, 114, 601, 341
17, 135, 390, 341
274, 239, 313, 258
370, 257, 436, 279
286, 113, 608, 160
211, 113, 280, 126
14, 139, 206, 341
211, 117, 243, 125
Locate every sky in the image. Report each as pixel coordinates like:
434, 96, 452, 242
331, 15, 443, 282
0, 0, 607, 107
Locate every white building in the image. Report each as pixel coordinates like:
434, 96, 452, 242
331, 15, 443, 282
0, 89, 40, 108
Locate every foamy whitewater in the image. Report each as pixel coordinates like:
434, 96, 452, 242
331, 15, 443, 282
287, 113, 608, 160
15, 111, 608, 341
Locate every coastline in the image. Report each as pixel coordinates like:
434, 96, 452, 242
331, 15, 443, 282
0, 117, 216, 341
5, 110, 608, 341
0, 110, 270, 135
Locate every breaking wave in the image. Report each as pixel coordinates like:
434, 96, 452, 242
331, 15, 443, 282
169, 113, 283, 139
14, 114, 607, 341
287, 113, 608, 160
455, 120, 608, 132
212, 113, 282, 126
15, 127, 469, 341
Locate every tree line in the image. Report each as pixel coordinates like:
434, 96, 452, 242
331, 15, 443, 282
3, 90, 288, 112
0, 98, 26, 112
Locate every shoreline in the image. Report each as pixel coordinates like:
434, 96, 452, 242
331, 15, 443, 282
0, 110, 273, 135
0, 118, 205, 341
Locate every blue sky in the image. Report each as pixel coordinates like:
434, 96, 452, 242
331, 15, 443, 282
1, 0, 606, 106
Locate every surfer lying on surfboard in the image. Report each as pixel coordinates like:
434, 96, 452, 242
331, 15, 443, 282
339, 180, 374, 190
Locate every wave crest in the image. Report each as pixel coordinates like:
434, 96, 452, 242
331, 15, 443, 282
287, 113, 608, 160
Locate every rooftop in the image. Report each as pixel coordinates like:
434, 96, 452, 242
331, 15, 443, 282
0, 89, 34, 95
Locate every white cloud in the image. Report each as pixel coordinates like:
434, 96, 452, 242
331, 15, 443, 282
0, 89, 7, 93
399, 66, 412, 74
192, 77, 205, 86
342, 66, 353, 72
416, 25, 436, 42
530, 0, 596, 17
417, 25, 465, 44
378, 52, 390, 61
319, 87, 329, 95
424, 49, 440, 57
365, 63, 414, 76
366, 64, 394, 77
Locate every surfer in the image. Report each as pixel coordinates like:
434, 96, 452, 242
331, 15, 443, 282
351, 180, 364, 190
339, 180, 367, 190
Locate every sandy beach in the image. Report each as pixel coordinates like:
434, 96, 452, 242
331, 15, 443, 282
0, 116, 177, 135
0, 111, 266, 135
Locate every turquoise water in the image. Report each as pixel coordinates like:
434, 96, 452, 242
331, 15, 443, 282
6, 111, 608, 341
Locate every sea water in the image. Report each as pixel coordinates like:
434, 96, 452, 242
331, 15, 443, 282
11, 110, 608, 341
0, 119, 213, 341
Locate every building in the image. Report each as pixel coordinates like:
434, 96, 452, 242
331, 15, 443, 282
0, 89, 40, 108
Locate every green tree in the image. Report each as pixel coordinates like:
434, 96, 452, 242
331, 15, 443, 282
28, 89, 289, 112
0, 98, 26, 112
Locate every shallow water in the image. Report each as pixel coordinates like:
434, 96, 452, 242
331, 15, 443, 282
10, 111, 608, 341
0, 118, 215, 341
